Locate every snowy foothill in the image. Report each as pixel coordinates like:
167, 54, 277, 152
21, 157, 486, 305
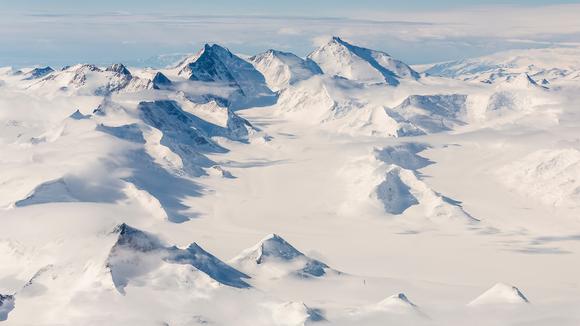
1, 36, 580, 325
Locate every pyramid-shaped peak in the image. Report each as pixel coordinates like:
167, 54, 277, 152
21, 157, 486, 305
153, 72, 171, 84
152, 72, 172, 89
106, 63, 132, 76
265, 49, 284, 55
201, 43, 232, 55
262, 233, 284, 242
113, 222, 138, 236
176, 42, 276, 108
370, 292, 427, 316
68, 109, 90, 120
257, 233, 304, 263
331, 36, 345, 43
322, 36, 365, 52
24, 66, 54, 80
326, 36, 380, 53
173, 43, 236, 70
469, 283, 530, 306
111, 223, 163, 252
249, 50, 322, 80
381, 293, 417, 307
232, 234, 333, 278
185, 242, 204, 252
308, 36, 419, 85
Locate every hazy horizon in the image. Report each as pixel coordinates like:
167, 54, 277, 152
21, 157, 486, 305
2, 1, 580, 67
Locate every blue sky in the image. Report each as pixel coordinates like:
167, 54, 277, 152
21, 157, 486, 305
1, 1, 580, 67
5, 0, 580, 12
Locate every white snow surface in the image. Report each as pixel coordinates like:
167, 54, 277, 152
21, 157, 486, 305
1, 40, 580, 326
468, 283, 530, 306
422, 46, 580, 83
249, 49, 321, 91
308, 37, 419, 85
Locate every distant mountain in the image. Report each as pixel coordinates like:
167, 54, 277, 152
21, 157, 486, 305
151, 72, 172, 89
22, 66, 54, 80
501, 73, 547, 90
497, 148, 580, 208
390, 94, 468, 134
423, 47, 580, 83
27, 63, 154, 95
308, 37, 420, 86
249, 49, 322, 91
131, 53, 191, 69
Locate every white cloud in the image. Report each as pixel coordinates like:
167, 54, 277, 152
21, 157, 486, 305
1, 5, 580, 67
311, 35, 333, 47
277, 27, 301, 35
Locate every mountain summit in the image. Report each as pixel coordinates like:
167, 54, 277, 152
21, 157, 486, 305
307, 37, 419, 86
176, 44, 276, 108
468, 283, 530, 306
249, 49, 322, 91
231, 234, 334, 278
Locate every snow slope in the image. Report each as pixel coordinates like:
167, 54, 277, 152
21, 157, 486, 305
175, 44, 277, 109
423, 46, 580, 83
1, 39, 580, 326
249, 50, 322, 91
231, 234, 337, 279
468, 283, 530, 306
308, 37, 420, 86
497, 148, 580, 208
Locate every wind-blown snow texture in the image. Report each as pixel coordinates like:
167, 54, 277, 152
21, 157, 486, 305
1, 38, 580, 326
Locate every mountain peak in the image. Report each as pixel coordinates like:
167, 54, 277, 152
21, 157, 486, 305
106, 63, 132, 76
232, 234, 333, 278
384, 293, 417, 307
469, 283, 530, 306
308, 36, 419, 85
330, 36, 344, 43
111, 223, 163, 252
255, 233, 303, 263
371, 292, 424, 316
249, 49, 322, 91
23, 66, 54, 80
69, 109, 91, 120
200, 43, 232, 58
107, 224, 251, 292
169, 242, 251, 288
176, 44, 275, 109
262, 232, 283, 242
152, 72, 172, 89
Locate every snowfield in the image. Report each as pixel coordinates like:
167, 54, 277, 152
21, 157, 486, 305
1, 38, 580, 326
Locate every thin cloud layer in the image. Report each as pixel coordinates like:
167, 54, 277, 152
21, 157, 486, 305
0, 4, 579, 67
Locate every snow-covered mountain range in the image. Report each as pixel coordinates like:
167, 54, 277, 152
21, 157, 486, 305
1, 38, 580, 326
